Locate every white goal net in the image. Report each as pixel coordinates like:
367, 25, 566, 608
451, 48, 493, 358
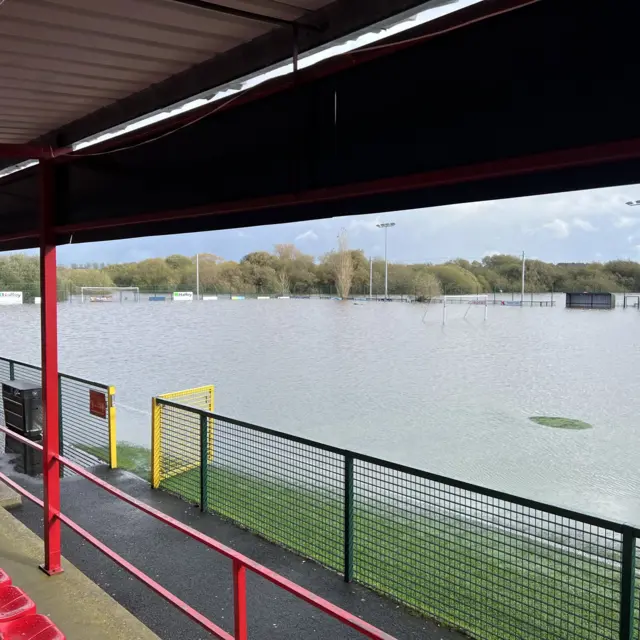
422, 294, 488, 325
81, 287, 140, 303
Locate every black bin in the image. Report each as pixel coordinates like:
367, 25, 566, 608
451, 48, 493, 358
2, 380, 43, 476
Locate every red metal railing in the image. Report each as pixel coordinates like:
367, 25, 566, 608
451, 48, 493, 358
0, 425, 395, 640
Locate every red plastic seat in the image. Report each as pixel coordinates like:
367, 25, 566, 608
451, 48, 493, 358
0, 586, 35, 626
0, 614, 65, 640
0, 571, 11, 590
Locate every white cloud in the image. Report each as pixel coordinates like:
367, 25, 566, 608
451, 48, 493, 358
614, 216, 640, 228
348, 216, 382, 232
573, 218, 597, 232
295, 230, 318, 242
542, 219, 570, 238
482, 250, 501, 258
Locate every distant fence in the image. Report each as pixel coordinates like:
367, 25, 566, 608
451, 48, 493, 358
0, 357, 116, 472
150, 396, 639, 640
439, 297, 556, 307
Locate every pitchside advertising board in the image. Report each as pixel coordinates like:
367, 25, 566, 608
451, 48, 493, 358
0, 292, 23, 305
173, 291, 193, 302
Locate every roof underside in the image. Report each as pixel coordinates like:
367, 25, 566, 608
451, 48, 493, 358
0, 0, 332, 143
1, 0, 639, 252
0, 0, 443, 149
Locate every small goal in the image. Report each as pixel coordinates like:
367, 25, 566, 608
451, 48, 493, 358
422, 294, 488, 325
81, 287, 140, 303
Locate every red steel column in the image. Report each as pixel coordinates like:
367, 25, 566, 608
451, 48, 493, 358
39, 160, 62, 575
233, 559, 248, 640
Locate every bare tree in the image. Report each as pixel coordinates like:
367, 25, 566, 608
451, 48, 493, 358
334, 230, 354, 299
274, 244, 302, 261
277, 269, 290, 295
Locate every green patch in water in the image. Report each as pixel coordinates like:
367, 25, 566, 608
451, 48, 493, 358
529, 416, 592, 430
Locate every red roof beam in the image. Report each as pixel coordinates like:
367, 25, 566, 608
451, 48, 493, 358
0, 144, 70, 160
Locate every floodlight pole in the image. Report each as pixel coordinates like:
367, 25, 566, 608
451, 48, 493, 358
196, 253, 200, 300
521, 251, 526, 306
376, 222, 395, 300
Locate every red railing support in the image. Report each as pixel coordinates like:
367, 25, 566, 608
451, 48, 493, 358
39, 160, 62, 576
0, 425, 395, 639
233, 559, 248, 640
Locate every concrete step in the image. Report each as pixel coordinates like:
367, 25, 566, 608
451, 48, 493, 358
0, 482, 20, 511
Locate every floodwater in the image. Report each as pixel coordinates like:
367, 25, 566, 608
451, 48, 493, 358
0, 296, 639, 525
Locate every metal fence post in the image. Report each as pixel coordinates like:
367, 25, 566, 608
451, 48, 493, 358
208, 386, 215, 463
200, 413, 208, 513
620, 526, 636, 640
108, 386, 117, 469
57, 374, 64, 471
151, 398, 160, 489
343, 454, 354, 582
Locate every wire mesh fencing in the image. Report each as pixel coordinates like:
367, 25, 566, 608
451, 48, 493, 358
12, 361, 41, 385
353, 459, 629, 639
153, 392, 345, 570
153, 399, 201, 500
151, 395, 640, 640
59, 374, 113, 470
152, 385, 213, 491
206, 415, 344, 571
0, 357, 115, 471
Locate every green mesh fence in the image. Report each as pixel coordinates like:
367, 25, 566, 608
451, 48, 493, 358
0, 357, 112, 471
352, 459, 626, 639
154, 396, 640, 640
206, 415, 344, 570
156, 401, 344, 571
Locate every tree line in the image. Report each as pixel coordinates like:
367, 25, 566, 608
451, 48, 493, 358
2, 248, 640, 300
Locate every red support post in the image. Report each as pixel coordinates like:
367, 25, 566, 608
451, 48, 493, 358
233, 559, 248, 640
39, 160, 63, 576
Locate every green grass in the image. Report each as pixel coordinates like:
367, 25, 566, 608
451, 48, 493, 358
74, 442, 628, 638
77, 443, 151, 481
160, 465, 627, 640
529, 416, 593, 430
163, 465, 344, 568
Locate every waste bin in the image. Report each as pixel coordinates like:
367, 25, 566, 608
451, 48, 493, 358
2, 381, 43, 476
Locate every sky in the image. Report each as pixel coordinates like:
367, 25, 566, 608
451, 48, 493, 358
53, 183, 640, 265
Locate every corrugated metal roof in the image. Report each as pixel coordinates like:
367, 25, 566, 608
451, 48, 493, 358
0, 0, 330, 143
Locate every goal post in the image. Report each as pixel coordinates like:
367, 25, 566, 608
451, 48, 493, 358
422, 294, 488, 324
442, 294, 488, 324
80, 287, 140, 303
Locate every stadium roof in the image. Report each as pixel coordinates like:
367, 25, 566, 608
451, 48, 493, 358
1, 0, 639, 252
0, 0, 446, 148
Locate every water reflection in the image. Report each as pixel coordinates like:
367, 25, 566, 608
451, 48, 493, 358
0, 298, 639, 523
